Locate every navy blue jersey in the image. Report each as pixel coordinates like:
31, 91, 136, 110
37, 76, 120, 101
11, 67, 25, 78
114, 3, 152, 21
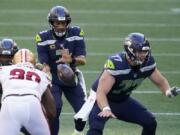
92, 52, 156, 102
35, 26, 86, 85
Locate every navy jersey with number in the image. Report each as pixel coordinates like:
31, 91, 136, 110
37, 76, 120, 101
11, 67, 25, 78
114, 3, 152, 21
92, 52, 156, 102
35, 26, 86, 85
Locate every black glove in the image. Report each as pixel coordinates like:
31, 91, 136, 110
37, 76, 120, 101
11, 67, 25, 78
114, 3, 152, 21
166, 87, 180, 97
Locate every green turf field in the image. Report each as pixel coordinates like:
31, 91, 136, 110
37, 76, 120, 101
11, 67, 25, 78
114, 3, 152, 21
0, 0, 180, 134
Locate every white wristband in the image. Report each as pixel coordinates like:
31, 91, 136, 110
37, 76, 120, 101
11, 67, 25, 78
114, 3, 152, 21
102, 106, 111, 111
165, 90, 172, 97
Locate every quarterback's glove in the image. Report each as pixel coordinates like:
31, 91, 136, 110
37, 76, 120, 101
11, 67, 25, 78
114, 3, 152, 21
35, 63, 43, 70
166, 87, 180, 97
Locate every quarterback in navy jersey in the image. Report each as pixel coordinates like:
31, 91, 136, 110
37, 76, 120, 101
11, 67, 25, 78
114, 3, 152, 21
86, 33, 180, 135
35, 6, 87, 135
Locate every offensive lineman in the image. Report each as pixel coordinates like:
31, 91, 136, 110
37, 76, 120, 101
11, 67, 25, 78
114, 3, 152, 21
84, 33, 180, 135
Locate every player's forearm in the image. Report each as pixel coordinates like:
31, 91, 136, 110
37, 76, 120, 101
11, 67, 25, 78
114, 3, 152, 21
153, 73, 171, 95
96, 71, 115, 110
96, 90, 110, 111
150, 68, 170, 95
158, 77, 170, 94
42, 88, 56, 118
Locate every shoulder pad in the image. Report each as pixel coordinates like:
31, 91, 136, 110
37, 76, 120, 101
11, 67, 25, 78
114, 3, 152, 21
35, 30, 55, 45
68, 26, 84, 37
35, 34, 42, 43
104, 53, 126, 70
146, 55, 156, 66
104, 59, 115, 69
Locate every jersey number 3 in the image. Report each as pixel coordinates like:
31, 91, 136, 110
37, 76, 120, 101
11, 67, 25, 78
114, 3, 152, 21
10, 68, 41, 83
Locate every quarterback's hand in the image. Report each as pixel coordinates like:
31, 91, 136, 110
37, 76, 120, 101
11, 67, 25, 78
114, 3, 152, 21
56, 48, 72, 64
98, 107, 117, 119
166, 87, 180, 97
35, 63, 43, 70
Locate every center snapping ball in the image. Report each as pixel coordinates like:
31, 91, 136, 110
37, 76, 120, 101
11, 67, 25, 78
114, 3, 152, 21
57, 64, 76, 86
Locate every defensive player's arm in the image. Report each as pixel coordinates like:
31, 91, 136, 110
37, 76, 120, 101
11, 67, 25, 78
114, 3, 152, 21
41, 86, 56, 118
96, 70, 116, 118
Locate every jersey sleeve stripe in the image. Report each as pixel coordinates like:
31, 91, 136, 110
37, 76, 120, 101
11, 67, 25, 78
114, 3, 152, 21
37, 40, 56, 46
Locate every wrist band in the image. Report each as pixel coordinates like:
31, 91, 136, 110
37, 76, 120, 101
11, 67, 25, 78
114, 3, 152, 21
102, 106, 111, 111
165, 90, 172, 97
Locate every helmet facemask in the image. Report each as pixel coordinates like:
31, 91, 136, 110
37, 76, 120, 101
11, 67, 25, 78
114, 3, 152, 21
50, 20, 68, 37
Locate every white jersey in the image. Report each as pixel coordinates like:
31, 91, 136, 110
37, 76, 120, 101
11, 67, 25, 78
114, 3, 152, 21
0, 62, 50, 101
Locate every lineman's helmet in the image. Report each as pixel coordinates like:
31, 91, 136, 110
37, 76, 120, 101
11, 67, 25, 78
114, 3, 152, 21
124, 32, 151, 65
0, 38, 19, 65
12, 49, 36, 65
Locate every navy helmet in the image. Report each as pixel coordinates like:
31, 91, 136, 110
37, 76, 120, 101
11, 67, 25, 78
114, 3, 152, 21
0, 38, 19, 56
47, 6, 71, 37
124, 32, 151, 65
0, 38, 19, 65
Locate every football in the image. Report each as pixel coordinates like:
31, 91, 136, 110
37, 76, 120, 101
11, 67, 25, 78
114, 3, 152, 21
57, 64, 76, 86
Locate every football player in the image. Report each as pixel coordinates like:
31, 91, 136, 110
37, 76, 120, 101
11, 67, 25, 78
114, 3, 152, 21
0, 38, 18, 66
85, 33, 180, 135
35, 6, 87, 135
0, 39, 32, 135
0, 49, 56, 135
0, 38, 19, 106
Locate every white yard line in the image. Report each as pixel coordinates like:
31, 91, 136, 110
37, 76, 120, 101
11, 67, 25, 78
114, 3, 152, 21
0, 22, 180, 27
82, 71, 180, 74
171, 8, 180, 13
134, 91, 161, 94
24, 0, 179, 2
86, 37, 180, 42
0, 22, 179, 27
0, 36, 180, 42
0, 9, 179, 15
60, 112, 180, 116
88, 53, 180, 57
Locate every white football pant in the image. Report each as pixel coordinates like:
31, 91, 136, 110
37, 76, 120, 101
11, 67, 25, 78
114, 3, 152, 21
0, 96, 50, 135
